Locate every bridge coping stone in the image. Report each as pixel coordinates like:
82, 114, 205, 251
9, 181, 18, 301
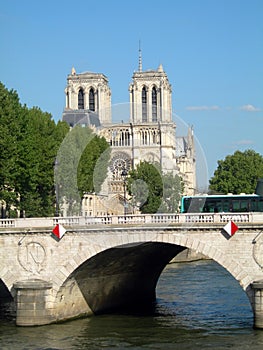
13, 279, 52, 290
252, 280, 263, 289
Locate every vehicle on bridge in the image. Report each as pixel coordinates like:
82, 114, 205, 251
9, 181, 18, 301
180, 194, 263, 213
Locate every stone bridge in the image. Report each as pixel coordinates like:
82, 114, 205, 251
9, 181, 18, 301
1, 213, 263, 328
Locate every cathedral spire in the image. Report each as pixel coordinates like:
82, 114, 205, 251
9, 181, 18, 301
138, 40, 142, 72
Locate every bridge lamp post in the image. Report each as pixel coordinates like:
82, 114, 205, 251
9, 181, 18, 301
121, 167, 128, 218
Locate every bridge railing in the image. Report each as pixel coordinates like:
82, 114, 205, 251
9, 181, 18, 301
182, 213, 252, 223
0, 212, 262, 230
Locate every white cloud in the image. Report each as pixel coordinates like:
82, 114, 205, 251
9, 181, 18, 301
240, 104, 261, 112
185, 105, 220, 111
235, 139, 254, 145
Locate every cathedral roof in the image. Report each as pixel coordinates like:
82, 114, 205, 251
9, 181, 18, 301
62, 109, 101, 128
78, 71, 105, 76
68, 67, 108, 82
132, 63, 168, 80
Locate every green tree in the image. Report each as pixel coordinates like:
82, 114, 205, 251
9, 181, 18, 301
0, 82, 69, 217
209, 149, 263, 194
158, 172, 184, 213
17, 107, 68, 217
128, 161, 163, 213
55, 126, 92, 215
78, 134, 110, 196
0, 83, 26, 216
55, 126, 110, 215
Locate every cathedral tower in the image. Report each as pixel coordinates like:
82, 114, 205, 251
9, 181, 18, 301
129, 57, 173, 124
126, 50, 176, 173
62, 67, 111, 126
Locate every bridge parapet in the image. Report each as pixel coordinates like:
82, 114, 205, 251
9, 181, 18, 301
0, 212, 262, 230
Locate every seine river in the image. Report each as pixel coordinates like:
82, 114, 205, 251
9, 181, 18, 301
1, 260, 263, 350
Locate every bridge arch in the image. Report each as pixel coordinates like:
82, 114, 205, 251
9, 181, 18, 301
53, 230, 254, 321
0, 279, 13, 301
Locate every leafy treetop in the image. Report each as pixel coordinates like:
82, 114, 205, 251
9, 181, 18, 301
209, 149, 263, 194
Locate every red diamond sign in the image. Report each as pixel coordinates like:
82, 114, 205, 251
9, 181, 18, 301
223, 221, 238, 236
52, 224, 66, 240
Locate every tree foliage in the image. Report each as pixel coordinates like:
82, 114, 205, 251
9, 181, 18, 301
128, 161, 163, 213
0, 83, 24, 214
158, 172, 184, 213
78, 134, 110, 196
127, 161, 183, 214
55, 126, 110, 215
0, 82, 69, 217
209, 149, 263, 194
55, 126, 93, 215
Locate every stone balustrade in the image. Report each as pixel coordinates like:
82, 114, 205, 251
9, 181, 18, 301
0, 212, 262, 229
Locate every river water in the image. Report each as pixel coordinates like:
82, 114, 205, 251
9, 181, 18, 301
1, 260, 263, 349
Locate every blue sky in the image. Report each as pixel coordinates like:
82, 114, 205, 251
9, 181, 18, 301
0, 0, 262, 188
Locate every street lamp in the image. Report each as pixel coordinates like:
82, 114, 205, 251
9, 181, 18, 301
121, 167, 128, 217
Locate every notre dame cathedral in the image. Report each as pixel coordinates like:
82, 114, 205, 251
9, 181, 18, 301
61, 54, 196, 216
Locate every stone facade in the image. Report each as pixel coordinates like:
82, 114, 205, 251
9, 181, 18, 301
64, 67, 111, 125
62, 59, 196, 216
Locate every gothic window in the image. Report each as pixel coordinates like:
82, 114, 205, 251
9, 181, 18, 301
125, 130, 130, 146
78, 88, 84, 109
142, 86, 147, 122
66, 91, 70, 108
119, 129, 130, 146
110, 153, 131, 180
89, 88, 95, 111
141, 131, 144, 145
152, 130, 157, 144
142, 130, 148, 145
152, 87, 157, 122
121, 131, 124, 146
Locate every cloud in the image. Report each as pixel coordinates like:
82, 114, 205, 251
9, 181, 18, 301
240, 104, 261, 112
185, 105, 220, 111
185, 104, 262, 113
235, 139, 254, 146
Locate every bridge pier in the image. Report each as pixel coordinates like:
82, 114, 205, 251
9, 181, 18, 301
251, 281, 263, 329
13, 279, 54, 326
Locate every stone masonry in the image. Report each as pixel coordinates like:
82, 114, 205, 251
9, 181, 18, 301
1, 216, 263, 327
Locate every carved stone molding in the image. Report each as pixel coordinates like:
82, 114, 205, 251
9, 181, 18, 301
18, 239, 47, 274
253, 231, 263, 269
